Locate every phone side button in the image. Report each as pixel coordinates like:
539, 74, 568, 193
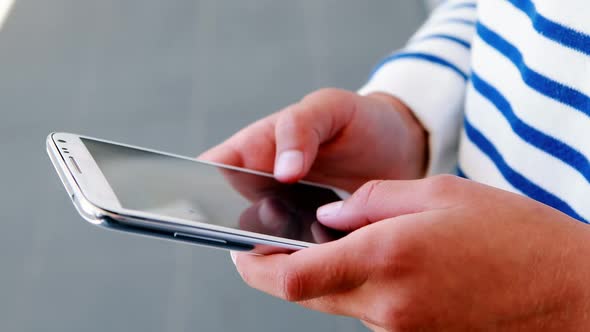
173, 232, 227, 244
173, 232, 255, 251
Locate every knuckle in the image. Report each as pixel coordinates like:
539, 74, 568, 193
376, 235, 424, 280
355, 180, 386, 207
385, 237, 416, 265
421, 174, 462, 199
278, 268, 304, 302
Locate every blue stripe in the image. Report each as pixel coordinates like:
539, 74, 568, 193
447, 2, 477, 10
456, 166, 468, 178
414, 34, 472, 50
477, 22, 590, 117
438, 0, 476, 9
471, 72, 590, 184
507, 0, 590, 56
464, 118, 586, 223
443, 18, 477, 27
369, 52, 468, 81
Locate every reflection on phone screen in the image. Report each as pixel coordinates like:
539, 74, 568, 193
81, 138, 345, 244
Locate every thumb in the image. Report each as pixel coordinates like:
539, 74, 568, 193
231, 235, 371, 302
316, 177, 463, 231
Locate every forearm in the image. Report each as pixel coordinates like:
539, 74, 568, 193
359, 0, 478, 175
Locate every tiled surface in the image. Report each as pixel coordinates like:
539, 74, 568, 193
0, 1, 424, 331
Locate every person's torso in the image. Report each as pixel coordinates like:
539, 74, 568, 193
459, 0, 590, 221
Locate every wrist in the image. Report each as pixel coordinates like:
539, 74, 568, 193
366, 92, 428, 178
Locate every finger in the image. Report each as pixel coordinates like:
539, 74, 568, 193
198, 114, 280, 172
273, 89, 360, 182
232, 233, 371, 302
317, 176, 467, 231
197, 142, 243, 166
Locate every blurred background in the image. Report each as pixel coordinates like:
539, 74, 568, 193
0, 1, 426, 331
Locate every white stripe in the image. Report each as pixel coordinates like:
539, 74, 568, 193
458, 125, 518, 194
479, 0, 590, 97
410, 2, 477, 41
471, 37, 590, 159
0, 0, 15, 30
409, 21, 476, 45
438, 0, 477, 8
533, 0, 590, 35
432, 0, 477, 14
465, 81, 590, 218
428, 7, 478, 25
431, 4, 477, 17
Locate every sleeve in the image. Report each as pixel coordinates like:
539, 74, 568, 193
358, 0, 478, 175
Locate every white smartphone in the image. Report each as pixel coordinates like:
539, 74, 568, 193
46, 132, 349, 254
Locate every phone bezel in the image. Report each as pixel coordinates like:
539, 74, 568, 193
46, 132, 348, 252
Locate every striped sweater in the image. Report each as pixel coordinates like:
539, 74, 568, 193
359, 0, 590, 223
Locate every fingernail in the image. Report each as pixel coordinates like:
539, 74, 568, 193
317, 201, 343, 219
230, 251, 238, 266
275, 150, 304, 180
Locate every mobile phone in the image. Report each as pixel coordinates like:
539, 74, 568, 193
46, 132, 349, 254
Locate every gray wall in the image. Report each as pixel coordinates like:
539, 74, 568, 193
0, 1, 425, 331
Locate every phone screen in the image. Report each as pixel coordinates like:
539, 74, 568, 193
80, 138, 344, 244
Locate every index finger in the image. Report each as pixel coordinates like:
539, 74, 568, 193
198, 113, 280, 172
